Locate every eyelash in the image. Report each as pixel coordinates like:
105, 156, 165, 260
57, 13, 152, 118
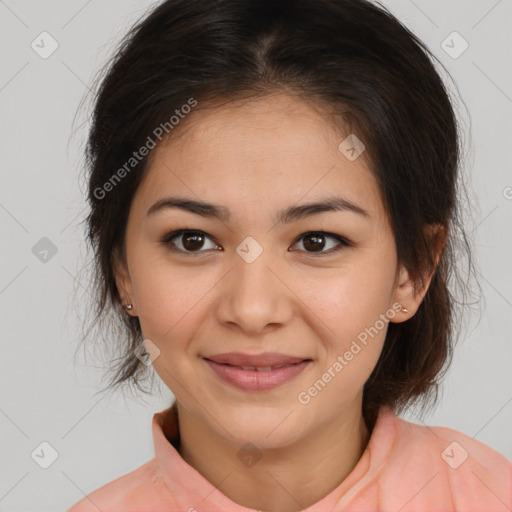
160, 227, 352, 257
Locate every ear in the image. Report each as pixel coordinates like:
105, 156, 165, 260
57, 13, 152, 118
390, 224, 446, 322
112, 247, 137, 316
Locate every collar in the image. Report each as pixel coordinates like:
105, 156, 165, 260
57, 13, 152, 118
151, 402, 398, 511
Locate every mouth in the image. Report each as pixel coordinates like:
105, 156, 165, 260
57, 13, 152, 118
203, 356, 312, 391
203, 351, 311, 367
205, 361, 308, 371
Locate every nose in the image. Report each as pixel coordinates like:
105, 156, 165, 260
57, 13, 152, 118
215, 248, 295, 336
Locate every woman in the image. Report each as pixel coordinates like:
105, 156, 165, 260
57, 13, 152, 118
67, 0, 512, 510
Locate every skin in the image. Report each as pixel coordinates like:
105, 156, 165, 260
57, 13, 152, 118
114, 92, 438, 512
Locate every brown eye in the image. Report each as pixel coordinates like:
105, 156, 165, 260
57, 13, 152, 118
163, 230, 219, 254
292, 231, 350, 255
302, 233, 327, 252
181, 232, 205, 251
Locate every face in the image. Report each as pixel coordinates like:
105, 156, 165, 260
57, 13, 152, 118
114, 92, 415, 449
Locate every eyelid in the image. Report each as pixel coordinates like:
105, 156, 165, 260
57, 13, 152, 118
161, 228, 220, 255
161, 228, 352, 255
291, 231, 352, 256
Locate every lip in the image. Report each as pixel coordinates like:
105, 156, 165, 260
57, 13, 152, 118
204, 352, 309, 367
203, 352, 312, 392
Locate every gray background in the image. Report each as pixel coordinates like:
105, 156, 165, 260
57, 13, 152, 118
1, 1, 511, 511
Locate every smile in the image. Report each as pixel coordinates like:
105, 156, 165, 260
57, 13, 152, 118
203, 358, 311, 391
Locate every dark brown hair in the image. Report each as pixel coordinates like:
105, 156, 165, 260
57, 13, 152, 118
75, 0, 479, 419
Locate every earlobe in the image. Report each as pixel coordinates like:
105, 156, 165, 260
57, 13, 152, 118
390, 264, 436, 322
390, 265, 416, 322
390, 223, 446, 323
112, 247, 136, 315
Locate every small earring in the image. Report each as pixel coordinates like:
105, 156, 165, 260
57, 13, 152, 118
401, 305, 409, 313
123, 304, 133, 311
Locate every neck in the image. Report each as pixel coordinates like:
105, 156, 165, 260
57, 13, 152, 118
176, 400, 370, 512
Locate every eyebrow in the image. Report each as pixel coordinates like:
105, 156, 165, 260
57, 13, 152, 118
146, 195, 370, 224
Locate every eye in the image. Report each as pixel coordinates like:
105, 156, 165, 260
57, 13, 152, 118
161, 229, 220, 255
291, 231, 351, 255
161, 229, 351, 256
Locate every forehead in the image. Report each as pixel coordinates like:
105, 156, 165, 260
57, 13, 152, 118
133, 93, 386, 225
155, 92, 368, 164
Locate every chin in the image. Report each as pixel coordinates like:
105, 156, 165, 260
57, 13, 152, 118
215, 406, 311, 449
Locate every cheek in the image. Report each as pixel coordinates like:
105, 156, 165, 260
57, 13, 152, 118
134, 268, 207, 390
299, 274, 390, 404
300, 264, 395, 334
296, 265, 393, 388
132, 259, 210, 342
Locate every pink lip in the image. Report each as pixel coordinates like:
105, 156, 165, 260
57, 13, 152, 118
204, 358, 311, 392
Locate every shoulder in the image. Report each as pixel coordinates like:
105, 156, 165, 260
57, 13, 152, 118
374, 410, 512, 510
390, 411, 511, 471
65, 459, 174, 512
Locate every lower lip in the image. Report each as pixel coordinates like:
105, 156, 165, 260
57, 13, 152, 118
204, 359, 311, 391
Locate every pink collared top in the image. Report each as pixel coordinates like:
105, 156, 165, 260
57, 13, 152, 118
66, 403, 512, 511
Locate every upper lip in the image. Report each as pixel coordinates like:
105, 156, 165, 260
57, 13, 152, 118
204, 352, 311, 367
